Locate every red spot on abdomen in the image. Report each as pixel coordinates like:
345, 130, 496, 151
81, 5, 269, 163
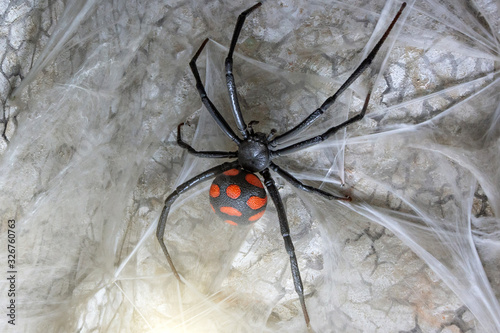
247, 196, 267, 210
210, 184, 220, 198
220, 206, 242, 216
223, 169, 240, 176
225, 220, 238, 226
249, 211, 265, 221
245, 174, 264, 188
226, 184, 241, 199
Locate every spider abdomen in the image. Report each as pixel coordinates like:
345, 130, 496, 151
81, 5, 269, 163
209, 168, 267, 226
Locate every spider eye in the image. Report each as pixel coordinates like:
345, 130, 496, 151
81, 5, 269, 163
209, 168, 267, 225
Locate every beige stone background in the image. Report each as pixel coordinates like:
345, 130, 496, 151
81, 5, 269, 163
0, 0, 499, 332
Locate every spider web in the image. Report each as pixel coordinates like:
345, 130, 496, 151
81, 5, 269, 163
0, 0, 498, 332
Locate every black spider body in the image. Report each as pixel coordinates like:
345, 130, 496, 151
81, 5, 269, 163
238, 132, 270, 172
157, 2, 406, 329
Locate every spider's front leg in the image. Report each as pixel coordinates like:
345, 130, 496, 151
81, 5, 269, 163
270, 2, 406, 146
260, 168, 311, 328
190, 39, 241, 144
225, 2, 262, 138
157, 160, 240, 281
176, 123, 238, 158
269, 162, 351, 201
272, 93, 371, 156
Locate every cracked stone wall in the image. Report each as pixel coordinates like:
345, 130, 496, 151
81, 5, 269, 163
0, 0, 499, 332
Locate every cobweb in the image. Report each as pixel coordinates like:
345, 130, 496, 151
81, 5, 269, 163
0, 0, 498, 332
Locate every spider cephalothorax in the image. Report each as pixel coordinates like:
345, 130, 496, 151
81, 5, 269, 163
157, 2, 406, 329
238, 130, 271, 172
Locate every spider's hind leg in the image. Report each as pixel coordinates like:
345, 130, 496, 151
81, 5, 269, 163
157, 160, 240, 282
260, 168, 311, 328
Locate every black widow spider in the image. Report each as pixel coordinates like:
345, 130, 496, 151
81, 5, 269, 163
157, 2, 406, 328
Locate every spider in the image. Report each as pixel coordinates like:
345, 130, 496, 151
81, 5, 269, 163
157, 2, 406, 328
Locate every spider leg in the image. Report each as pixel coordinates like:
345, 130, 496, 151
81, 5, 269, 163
272, 93, 371, 157
177, 123, 238, 158
270, 2, 406, 146
269, 162, 350, 201
260, 168, 311, 328
157, 160, 240, 282
190, 39, 241, 145
225, 2, 262, 139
